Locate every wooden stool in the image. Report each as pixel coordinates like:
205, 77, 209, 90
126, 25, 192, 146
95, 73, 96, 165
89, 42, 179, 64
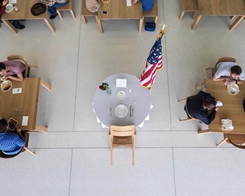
81, 0, 98, 24
143, 0, 158, 23
179, 0, 198, 20
57, 0, 76, 20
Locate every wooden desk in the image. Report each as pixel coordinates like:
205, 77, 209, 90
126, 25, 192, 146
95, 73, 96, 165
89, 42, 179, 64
97, 1, 143, 33
198, 79, 245, 134
0, 78, 51, 132
191, 0, 245, 30
2, 0, 55, 34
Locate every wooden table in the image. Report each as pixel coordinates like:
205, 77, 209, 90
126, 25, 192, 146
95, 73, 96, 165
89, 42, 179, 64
191, 0, 245, 30
198, 79, 245, 134
2, 0, 55, 34
0, 78, 51, 132
97, 0, 143, 33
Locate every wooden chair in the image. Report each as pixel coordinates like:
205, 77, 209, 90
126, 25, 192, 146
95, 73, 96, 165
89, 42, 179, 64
81, 0, 98, 24
178, 95, 201, 122
109, 125, 136, 165
0, 131, 35, 158
217, 133, 245, 149
143, 0, 158, 23
7, 55, 38, 78
196, 57, 236, 89
179, 0, 198, 20
206, 57, 237, 77
56, 0, 76, 20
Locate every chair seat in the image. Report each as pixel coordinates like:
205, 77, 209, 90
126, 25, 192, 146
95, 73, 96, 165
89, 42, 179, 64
57, 0, 76, 19
143, 0, 158, 23
81, 0, 98, 24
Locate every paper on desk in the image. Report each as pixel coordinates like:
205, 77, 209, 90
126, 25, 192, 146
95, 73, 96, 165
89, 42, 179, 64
116, 79, 127, 88
126, 0, 132, 6
12, 88, 22, 94
22, 116, 29, 126
9, 0, 17, 4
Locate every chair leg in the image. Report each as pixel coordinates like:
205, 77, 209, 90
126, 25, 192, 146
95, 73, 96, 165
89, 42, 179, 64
196, 81, 205, 90
178, 98, 187, 102
154, 16, 158, 24
70, 10, 76, 19
179, 11, 185, 20
192, 11, 198, 19
23, 147, 35, 155
57, 10, 63, 20
216, 138, 228, 147
82, 15, 87, 24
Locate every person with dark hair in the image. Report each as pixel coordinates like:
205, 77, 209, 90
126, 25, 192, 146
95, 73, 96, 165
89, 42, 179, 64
133, 0, 154, 12
213, 62, 245, 85
185, 91, 219, 125
40, 0, 68, 20
0, 118, 25, 155
0, 0, 25, 29
0, 60, 25, 81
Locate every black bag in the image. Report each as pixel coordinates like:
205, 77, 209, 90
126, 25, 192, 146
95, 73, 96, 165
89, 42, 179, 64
145, 22, 156, 32
243, 99, 245, 111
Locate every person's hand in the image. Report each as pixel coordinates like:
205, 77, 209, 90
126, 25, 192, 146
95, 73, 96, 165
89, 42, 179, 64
16, 127, 22, 136
3, 0, 9, 6
215, 107, 219, 111
132, 0, 138, 4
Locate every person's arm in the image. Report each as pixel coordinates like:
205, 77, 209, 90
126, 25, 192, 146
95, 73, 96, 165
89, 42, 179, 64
5, 73, 23, 81
212, 76, 230, 81
132, 0, 139, 4
198, 91, 215, 100
199, 108, 218, 125
0, 0, 8, 15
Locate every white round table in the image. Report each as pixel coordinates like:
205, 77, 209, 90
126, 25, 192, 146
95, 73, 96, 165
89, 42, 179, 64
93, 73, 151, 127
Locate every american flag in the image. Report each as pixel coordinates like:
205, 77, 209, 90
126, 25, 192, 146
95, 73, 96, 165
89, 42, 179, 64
140, 28, 164, 89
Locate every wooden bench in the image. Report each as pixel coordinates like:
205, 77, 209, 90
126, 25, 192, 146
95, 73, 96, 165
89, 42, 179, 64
81, 0, 98, 24
56, 0, 76, 20
143, 0, 158, 23
179, 0, 198, 20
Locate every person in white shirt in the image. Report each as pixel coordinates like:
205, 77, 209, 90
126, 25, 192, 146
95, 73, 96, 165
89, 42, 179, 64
213, 62, 245, 85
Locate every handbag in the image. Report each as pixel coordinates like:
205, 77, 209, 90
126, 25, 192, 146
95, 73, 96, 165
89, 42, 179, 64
145, 22, 156, 32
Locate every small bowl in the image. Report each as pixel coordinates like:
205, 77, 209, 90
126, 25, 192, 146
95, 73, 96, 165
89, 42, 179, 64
1, 80, 13, 92
227, 84, 240, 95
5, 4, 14, 13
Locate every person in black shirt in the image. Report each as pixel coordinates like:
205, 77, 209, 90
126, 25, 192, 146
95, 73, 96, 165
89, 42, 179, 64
185, 91, 219, 125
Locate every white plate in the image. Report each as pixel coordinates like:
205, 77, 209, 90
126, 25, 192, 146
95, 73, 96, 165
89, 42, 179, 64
1, 80, 12, 92
5, 4, 14, 13
117, 91, 126, 100
115, 104, 128, 118
227, 84, 240, 95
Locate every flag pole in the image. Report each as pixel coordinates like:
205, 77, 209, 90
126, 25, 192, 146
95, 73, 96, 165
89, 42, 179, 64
156, 24, 170, 41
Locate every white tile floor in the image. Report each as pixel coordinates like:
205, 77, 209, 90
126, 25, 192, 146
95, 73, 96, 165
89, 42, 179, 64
1, 0, 245, 195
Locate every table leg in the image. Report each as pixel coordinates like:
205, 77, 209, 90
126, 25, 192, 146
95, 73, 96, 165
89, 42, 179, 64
191, 14, 202, 30
97, 18, 103, 34
2, 20, 18, 34
198, 129, 210, 134
41, 78, 51, 91
44, 18, 56, 33
138, 18, 143, 33
229, 16, 245, 31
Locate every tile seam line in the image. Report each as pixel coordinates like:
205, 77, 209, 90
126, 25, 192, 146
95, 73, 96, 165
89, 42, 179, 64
72, 13, 83, 132
68, 149, 73, 196
172, 148, 177, 196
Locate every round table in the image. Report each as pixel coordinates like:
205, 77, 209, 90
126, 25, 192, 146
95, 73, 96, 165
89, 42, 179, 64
93, 73, 151, 127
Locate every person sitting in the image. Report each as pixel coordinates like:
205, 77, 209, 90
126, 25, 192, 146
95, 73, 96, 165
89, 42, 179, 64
185, 91, 219, 125
0, 0, 25, 29
85, 0, 100, 13
0, 118, 25, 155
133, 0, 154, 12
40, 0, 68, 19
0, 61, 26, 82
213, 62, 245, 85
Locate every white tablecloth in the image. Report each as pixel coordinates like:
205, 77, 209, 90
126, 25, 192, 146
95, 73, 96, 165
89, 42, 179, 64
93, 73, 151, 127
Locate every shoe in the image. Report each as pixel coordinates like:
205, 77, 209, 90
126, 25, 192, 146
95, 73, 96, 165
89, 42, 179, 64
15, 25, 25, 30
50, 14, 58, 20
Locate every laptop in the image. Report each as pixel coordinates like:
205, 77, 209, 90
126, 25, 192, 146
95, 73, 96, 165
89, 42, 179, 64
8, 118, 19, 131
